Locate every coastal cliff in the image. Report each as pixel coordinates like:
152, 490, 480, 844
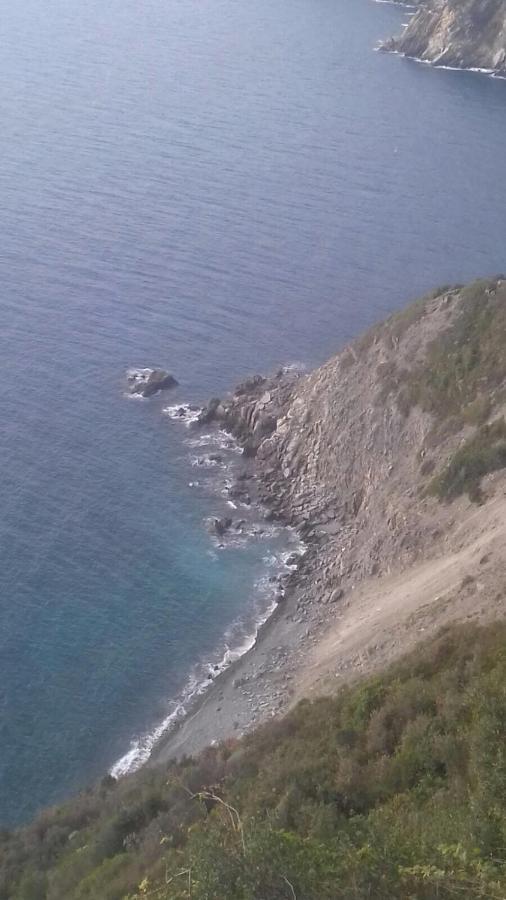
137, 276, 506, 762
201, 278, 506, 637
382, 0, 506, 75
3, 279, 506, 899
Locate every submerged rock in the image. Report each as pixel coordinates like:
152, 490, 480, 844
126, 367, 178, 398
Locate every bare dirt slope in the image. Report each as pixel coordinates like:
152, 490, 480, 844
297, 490, 506, 703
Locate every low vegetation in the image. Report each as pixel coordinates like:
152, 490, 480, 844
428, 417, 506, 502
371, 278, 506, 501
401, 277, 506, 429
3, 622, 506, 899
354, 283, 446, 358
370, 278, 506, 430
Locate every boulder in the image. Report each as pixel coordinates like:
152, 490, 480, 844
126, 368, 178, 398
197, 398, 222, 425
234, 374, 266, 397
285, 552, 300, 567
242, 439, 259, 458
206, 516, 233, 537
228, 483, 252, 505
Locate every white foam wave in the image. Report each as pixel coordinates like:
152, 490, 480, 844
378, 47, 503, 79
110, 590, 279, 779
186, 430, 236, 451
111, 401, 306, 781
281, 361, 308, 374
164, 403, 202, 426
110, 692, 194, 778
190, 455, 224, 469
261, 537, 307, 571
124, 391, 148, 401
127, 367, 153, 380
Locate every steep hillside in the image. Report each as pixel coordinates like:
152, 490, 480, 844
198, 279, 506, 680
141, 278, 506, 761
2, 623, 506, 898
146, 278, 506, 754
381, 0, 506, 74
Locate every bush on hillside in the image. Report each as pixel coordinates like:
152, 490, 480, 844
3, 623, 506, 898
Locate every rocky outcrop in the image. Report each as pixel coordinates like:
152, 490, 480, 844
381, 0, 506, 75
206, 516, 233, 537
197, 280, 506, 619
197, 370, 299, 457
126, 368, 178, 398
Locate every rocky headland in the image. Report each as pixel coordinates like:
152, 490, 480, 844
381, 0, 506, 75
153, 277, 506, 762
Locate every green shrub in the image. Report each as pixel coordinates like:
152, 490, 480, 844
427, 417, 506, 501
4, 624, 506, 899
401, 278, 506, 428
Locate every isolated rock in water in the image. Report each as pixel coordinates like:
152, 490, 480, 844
206, 516, 233, 537
126, 368, 178, 398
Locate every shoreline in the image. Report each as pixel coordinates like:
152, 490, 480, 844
149, 574, 307, 765
117, 282, 506, 774
112, 386, 313, 773
148, 371, 327, 765
378, 45, 506, 79
149, 284, 506, 766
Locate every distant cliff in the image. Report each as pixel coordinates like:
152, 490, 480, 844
382, 0, 506, 75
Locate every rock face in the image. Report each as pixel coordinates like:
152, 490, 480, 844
197, 280, 506, 615
126, 368, 178, 398
382, 0, 506, 75
197, 370, 299, 457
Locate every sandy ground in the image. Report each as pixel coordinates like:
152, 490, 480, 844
296, 490, 506, 701
151, 482, 506, 765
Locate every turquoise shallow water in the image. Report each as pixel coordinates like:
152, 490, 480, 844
1, 0, 505, 826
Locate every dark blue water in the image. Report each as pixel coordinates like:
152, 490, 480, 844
1, 0, 505, 826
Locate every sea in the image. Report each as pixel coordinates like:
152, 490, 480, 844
1, 0, 505, 826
